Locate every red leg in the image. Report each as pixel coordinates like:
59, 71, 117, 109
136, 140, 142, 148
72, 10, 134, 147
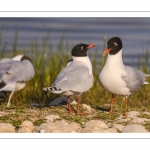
109, 94, 114, 114
67, 96, 75, 112
77, 96, 84, 115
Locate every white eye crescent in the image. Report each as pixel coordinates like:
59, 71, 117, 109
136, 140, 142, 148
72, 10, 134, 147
114, 42, 117, 46
81, 46, 84, 50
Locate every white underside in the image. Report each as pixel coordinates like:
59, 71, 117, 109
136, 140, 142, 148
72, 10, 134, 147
52, 90, 81, 96
0, 82, 25, 92
99, 49, 132, 97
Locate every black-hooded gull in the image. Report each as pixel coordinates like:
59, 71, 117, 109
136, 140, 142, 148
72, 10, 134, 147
99, 37, 150, 116
43, 43, 95, 114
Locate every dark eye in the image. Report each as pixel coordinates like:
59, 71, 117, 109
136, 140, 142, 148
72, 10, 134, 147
114, 42, 117, 46
81, 46, 84, 50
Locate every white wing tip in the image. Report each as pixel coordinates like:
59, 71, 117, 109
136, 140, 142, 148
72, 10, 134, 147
43, 88, 48, 91
144, 81, 149, 84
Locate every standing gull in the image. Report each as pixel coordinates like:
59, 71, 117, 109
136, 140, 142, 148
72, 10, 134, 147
0, 55, 35, 107
99, 37, 150, 116
43, 43, 95, 114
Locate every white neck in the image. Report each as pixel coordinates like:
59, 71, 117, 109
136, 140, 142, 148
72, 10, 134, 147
106, 49, 124, 66
72, 56, 93, 75
12, 55, 23, 61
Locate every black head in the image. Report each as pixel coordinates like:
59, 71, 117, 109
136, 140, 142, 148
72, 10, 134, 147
105, 37, 123, 55
71, 43, 95, 57
21, 55, 32, 63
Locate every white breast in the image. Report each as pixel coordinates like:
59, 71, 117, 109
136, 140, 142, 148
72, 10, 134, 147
72, 56, 93, 75
99, 49, 131, 96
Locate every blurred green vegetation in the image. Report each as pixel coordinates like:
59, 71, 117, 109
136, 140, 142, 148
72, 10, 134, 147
0, 30, 150, 112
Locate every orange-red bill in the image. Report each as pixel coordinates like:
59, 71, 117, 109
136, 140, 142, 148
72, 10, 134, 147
87, 44, 96, 49
103, 48, 111, 56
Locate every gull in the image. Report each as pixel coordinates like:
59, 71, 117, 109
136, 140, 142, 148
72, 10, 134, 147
43, 43, 95, 114
99, 37, 150, 116
0, 55, 35, 107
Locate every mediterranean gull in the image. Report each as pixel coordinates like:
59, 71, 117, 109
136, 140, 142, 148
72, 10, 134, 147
99, 37, 150, 116
43, 43, 96, 114
0, 55, 35, 107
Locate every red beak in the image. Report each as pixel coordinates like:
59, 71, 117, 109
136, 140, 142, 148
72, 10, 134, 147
103, 48, 111, 56
87, 44, 96, 49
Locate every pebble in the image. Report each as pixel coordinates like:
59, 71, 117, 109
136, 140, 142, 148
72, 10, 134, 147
122, 124, 148, 133
126, 111, 141, 118
0, 123, 15, 133
115, 117, 132, 123
81, 104, 92, 112
17, 120, 34, 133
111, 123, 125, 132
143, 112, 150, 116
84, 120, 108, 129
44, 114, 60, 123
82, 127, 117, 133
35, 119, 81, 133
130, 117, 145, 125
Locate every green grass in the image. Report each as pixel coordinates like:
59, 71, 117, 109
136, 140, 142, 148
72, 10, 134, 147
0, 30, 150, 113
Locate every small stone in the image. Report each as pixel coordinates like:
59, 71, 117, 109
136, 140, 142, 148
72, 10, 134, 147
43, 123, 55, 132
115, 118, 132, 123
68, 122, 81, 132
39, 130, 45, 133
55, 126, 75, 133
39, 120, 81, 133
122, 124, 148, 133
0, 123, 15, 133
143, 112, 150, 116
82, 104, 92, 111
44, 114, 60, 123
54, 120, 69, 128
0, 111, 7, 115
81, 128, 94, 133
18, 120, 34, 133
130, 117, 145, 125
36, 123, 47, 131
126, 111, 140, 118
112, 124, 125, 132
82, 127, 117, 133
85, 120, 108, 129
100, 128, 118, 133
51, 129, 61, 133
143, 118, 150, 122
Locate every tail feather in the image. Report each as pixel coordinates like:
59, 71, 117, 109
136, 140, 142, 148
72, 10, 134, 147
146, 74, 150, 77
43, 85, 61, 92
144, 81, 149, 84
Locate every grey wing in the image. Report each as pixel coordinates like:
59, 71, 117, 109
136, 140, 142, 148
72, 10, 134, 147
122, 66, 146, 92
0, 58, 12, 63
54, 65, 93, 93
0, 60, 34, 84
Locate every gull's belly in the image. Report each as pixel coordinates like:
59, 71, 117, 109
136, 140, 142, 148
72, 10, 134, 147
99, 70, 130, 96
